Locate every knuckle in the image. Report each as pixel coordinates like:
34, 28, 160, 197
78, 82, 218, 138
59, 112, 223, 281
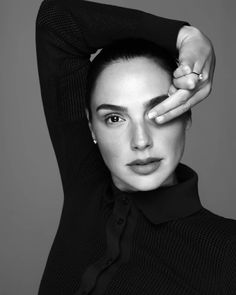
187, 78, 196, 89
179, 95, 188, 105
174, 80, 182, 89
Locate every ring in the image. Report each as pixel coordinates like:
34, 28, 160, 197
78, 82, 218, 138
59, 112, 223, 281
192, 71, 204, 81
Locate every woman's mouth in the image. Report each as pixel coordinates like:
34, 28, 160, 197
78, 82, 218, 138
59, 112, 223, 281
126, 157, 162, 175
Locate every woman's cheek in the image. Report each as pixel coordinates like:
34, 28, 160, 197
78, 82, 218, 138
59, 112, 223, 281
95, 122, 127, 157
169, 127, 186, 159
97, 132, 123, 168
160, 123, 186, 159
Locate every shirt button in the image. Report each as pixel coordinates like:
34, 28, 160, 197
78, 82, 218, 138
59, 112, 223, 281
121, 196, 129, 205
105, 258, 113, 266
116, 217, 125, 225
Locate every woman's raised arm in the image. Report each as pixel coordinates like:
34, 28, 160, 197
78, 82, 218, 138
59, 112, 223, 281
35, 0, 191, 189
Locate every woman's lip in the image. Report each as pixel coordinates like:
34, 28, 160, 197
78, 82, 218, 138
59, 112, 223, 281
127, 159, 162, 175
127, 157, 162, 166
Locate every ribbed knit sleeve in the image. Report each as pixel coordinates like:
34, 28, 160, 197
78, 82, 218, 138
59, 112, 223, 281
221, 236, 236, 294
35, 0, 188, 189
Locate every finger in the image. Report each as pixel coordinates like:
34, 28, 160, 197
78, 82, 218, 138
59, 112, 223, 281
173, 73, 200, 90
192, 43, 215, 77
148, 89, 192, 119
168, 84, 178, 96
174, 49, 200, 77
155, 85, 211, 124
154, 102, 192, 124
173, 63, 192, 78
192, 54, 206, 73
192, 58, 209, 83
196, 52, 215, 85
193, 45, 216, 84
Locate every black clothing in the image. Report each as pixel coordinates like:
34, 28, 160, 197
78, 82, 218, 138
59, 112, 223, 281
35, 0, 236, 294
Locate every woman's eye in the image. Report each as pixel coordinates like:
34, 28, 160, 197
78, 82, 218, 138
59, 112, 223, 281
105, 115, 125, 125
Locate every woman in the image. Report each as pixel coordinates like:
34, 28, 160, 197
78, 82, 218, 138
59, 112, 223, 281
85, 38, 192, 192
35, 0, 235, 294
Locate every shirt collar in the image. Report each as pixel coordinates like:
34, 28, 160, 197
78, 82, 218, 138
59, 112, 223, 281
106, 163, 203, 225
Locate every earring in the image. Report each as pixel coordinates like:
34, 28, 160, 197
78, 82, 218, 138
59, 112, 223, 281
93, 139, 97, 144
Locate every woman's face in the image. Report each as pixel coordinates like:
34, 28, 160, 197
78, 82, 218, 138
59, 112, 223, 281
87, 57, 190, 192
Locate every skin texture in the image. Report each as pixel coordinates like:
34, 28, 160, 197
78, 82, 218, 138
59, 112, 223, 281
150, 26, 215, 123
86, 57, 191, 192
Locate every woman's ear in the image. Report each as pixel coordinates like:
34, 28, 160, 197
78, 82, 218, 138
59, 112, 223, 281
85, 108, 90, 123
85, 108, 97, 142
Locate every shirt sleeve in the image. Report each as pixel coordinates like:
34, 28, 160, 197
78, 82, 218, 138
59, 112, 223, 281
221, 235, 236, 294
35, 0, 189, 191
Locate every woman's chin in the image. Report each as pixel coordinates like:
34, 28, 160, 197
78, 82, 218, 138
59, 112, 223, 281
130, 179, 163, 191
126, 163, 178, 191
111, 165, 177, 192
112, 175, 162, 192
118, 175, 165, 192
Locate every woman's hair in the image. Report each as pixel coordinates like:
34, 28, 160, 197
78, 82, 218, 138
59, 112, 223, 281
85, 38, 191, 121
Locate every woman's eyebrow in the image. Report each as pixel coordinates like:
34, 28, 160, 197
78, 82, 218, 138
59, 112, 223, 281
96, 94, 168, 112
96, 104, 127, 113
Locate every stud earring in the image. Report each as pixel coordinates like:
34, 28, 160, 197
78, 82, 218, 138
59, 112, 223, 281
93, 139, 97, 144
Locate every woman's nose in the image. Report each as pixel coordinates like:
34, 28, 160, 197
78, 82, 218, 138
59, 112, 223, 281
130, 122, 153, 151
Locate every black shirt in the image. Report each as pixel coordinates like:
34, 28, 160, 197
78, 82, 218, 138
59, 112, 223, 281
35, 0, 236, 294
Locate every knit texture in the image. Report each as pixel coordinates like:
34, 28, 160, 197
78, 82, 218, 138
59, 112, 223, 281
35, 1, 236, 294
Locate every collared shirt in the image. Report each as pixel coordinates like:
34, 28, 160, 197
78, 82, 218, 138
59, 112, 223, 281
75, 163, 204, 295
107, 163, 202, 225
36, 1, 236, 294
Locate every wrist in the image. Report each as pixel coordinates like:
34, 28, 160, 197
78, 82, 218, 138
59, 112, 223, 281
176, 25, 200, 50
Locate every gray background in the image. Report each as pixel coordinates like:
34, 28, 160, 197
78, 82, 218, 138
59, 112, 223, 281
1, 0, 235, 294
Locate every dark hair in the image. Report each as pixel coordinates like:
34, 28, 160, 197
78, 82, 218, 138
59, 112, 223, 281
85, 38, 191, 121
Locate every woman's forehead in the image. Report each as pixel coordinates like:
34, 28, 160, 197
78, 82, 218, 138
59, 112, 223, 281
92, 57, 171, 106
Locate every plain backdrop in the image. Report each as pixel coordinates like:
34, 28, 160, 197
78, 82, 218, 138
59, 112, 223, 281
1, 0, 236, 294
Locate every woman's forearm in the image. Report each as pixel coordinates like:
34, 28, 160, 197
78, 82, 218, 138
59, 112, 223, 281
36, 0, 188, 69
53, 0, 188, 56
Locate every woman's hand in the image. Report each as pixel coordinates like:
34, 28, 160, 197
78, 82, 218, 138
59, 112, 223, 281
148, 26, 216, 123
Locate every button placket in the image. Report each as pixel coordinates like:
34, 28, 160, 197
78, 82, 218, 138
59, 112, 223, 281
116, 217, 125, 225
105, 257, 114, 266
74, 194, 132, 295
114, 195, 130, 227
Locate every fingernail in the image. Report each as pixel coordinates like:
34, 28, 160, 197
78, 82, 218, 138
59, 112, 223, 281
156, 116, 164, 123
148, 111, 157, 119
